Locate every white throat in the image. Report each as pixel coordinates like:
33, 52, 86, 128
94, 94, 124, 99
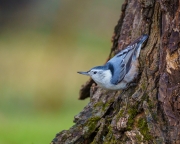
92, 70, 112, 89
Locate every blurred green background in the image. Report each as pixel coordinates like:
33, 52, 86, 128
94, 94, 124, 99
0, 1, 123, 144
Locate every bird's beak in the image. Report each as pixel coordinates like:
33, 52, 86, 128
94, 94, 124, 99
77, 71, 89, 76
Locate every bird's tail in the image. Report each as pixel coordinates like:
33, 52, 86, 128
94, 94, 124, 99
132, 34, 148, 60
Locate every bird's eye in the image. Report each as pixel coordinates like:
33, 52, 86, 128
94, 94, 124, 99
93, 71, 97, 74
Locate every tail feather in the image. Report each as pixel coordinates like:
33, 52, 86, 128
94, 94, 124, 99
133, 34, 148, 60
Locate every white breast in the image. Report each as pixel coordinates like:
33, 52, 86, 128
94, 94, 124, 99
92, 60, 139, 90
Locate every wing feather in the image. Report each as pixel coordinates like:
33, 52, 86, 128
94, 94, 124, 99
108, 46, 134, 85
107, 34, 148, 85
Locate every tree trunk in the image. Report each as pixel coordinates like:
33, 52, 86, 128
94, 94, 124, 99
51, 0, 180, 143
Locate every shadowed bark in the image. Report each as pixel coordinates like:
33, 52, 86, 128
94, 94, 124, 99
51, 0, 180, 143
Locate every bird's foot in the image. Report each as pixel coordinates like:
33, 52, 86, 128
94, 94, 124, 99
125, 82, 137, 91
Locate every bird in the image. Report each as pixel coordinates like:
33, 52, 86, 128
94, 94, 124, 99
77, 34, 148, 90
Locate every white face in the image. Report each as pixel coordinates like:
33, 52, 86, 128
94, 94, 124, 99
88, 69, 111, 85
78, 68, 112, 88
88, 69, 103, 80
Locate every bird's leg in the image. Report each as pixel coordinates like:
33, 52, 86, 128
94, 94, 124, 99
125, 82, 138, 91
117, 89, 126, 101
129, 82, 138, 87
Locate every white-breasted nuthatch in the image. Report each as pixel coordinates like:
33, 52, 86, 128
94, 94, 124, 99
78, 34, 148, 90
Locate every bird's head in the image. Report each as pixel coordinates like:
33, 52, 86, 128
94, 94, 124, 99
78, 65, 112, 83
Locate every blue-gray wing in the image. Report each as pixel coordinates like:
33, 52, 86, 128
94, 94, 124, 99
107, 45, 135, 85
107, 34, 148, 85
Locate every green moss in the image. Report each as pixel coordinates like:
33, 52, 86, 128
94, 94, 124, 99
94, 101, 104, 108
141, 93, 148, 101
137, 118, 153, 140
151, 112, 157, 121
147, 98, 157, 121
147, 99, 154, 109
94, 99, 114, 111
104, 129, 116, 144
84, 116, 100, 137
141, 82, 146, 90
136, 134, 142, 142
126, 104, 138, 130
108, 136, 117, 144
102, 102, 111, 111
117, 109, 124, 118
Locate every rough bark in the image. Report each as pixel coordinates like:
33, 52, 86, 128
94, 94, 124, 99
51, 0, 180, 143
